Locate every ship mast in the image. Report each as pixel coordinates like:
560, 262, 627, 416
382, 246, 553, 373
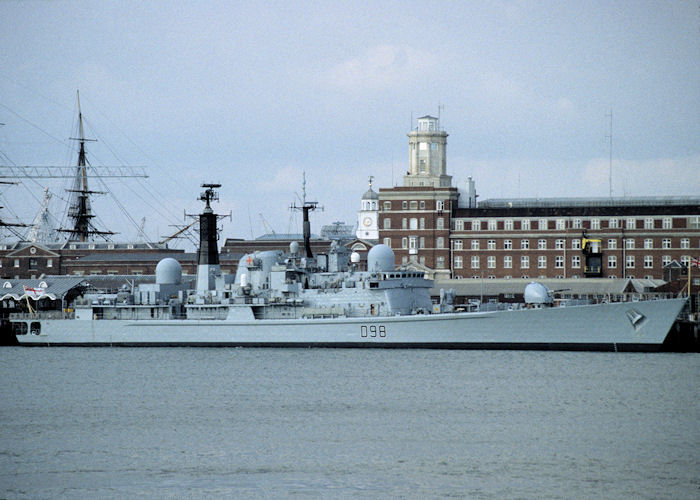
57, 91, 114, 241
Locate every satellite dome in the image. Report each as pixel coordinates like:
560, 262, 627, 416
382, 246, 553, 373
156, 258, 182, 285
367, 244, 395, 272
350, 251, 361, 263
290, 241, 299, 255
524, 282, 553, 304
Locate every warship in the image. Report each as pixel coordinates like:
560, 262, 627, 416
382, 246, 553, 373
10, 184, 687, 350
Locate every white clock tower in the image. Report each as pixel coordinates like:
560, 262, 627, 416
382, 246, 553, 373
356, 176, 379, 241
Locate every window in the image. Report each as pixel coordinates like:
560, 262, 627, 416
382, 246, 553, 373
644, 255, 653, 268
538, 219, 547, 230
409, 218, 418, 230
409, 201, 418, 210
471, 220, 481, 231
662, 238, 671, 249
504, 256, 512, 268
436, 256, 445, 269
504, 239, 512, 250
556, 219, 566, 230
419, 237, 425, 249
572, 219, 582, 229
47, 259, 54, 268
436, 237, 444, 249
520, 239, 529, 250
609, 218, 618, 229
626, 218, 636, 229
402, 201, 407, 210
454, 256, 463, 268
409, 237, 417, 252
14, 259, 19, 268
488, 219, 497, 231
663, 217, 672, 229
681, 238, 690, 249
538, 239, 546, 250
471, 256, 480, 269
419, 218, 425, 229
644, 218, 654, 229
419, 256, 425, 265
471, 239, 479, 250
487, 240, 496, 250
383, 238, 391, 247
520, 256, 529, 269
625, 238, 635, 250
608, 239, 617, 250
608, 255, 617, 268
383, 218, 391, 229
572, 255, 581, 268
437, 218, 444, 230
626, 255, 635, 268
681, 255, 690, 267
644, 238, 653, 249
662, 255, 671, 267
521, 219, 530, 230
572, 239, 581, 250
383, 201, 391, 211
487, 256, 496, 269
436, 200, 445, 211
504, 219, 513, 230
419, 201, 425, 210
591, 219, 600, 230
455, 219, 464, 231
555, 256, 564, 268
538, 256, 547, 268
401, 237, 408, 249
555, 239, 564, 250
688, 216, 700, 229
454, 239, 463, 250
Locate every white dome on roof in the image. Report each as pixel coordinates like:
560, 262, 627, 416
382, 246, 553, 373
156, 258, 182, 285
367, 244, 395, 272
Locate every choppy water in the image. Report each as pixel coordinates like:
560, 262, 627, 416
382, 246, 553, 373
1, 347, 698, 499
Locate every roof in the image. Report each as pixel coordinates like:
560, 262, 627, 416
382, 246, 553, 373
362, 188, 378, 200
74, 252, 197, 263
478, 196, 700, 209
1, 276, 87, 300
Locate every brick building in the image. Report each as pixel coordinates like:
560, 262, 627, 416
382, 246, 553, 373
376, 115, 700, 280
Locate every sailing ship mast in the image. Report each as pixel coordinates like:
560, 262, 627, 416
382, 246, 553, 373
57, 90, 115, 241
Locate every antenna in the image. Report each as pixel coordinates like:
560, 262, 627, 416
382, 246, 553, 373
606, 108, 613, 198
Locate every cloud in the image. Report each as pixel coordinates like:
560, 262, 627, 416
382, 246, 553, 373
321, 44, 438, 92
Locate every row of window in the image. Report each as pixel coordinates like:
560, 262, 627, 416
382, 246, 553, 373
382, 200, 447, 211
0, 259, 53, 268
453, 216, 700, 231
383, 217, 447, 230
450, 237, 697, 251
454, 255, 689, 269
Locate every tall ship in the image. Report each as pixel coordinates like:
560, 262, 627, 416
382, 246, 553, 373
8, 184, 687, 350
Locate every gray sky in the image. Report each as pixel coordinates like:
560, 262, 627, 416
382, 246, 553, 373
1, 0, 699, 246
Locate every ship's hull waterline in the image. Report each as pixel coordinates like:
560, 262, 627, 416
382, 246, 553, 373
16, 298, 687, 351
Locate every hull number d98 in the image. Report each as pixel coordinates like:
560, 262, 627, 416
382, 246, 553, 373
360, 325, 386, 338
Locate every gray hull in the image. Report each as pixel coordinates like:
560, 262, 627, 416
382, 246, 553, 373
16, 298, 687, 351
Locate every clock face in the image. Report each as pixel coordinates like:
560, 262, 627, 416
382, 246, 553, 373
363, 216, 372, 227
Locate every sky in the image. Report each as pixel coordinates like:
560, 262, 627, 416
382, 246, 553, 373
1, 0, 698, 248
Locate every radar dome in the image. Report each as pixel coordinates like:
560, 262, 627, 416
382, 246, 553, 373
367, 244, 395, 272
350, 251, 361, 264
290, 241, 299, 254
156, 258, 182, 285
524, 282, 553, 304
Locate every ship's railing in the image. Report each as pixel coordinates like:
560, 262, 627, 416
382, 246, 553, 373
9, 311, 75, 320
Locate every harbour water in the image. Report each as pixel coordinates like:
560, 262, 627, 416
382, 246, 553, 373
1, 347, 698, 498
